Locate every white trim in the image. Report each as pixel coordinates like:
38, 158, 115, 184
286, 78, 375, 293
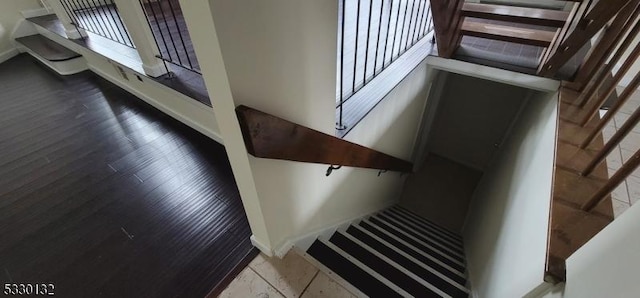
142, 62, 169, 78
364, 217, 465, 268
375, 213, 466, 260
426, 56, 560, 92
318, 238, 412, 297
351, 223, 466, 279
337, 230, 457, 297
293, 246, 368, 298
0, 48, 19, 64
89, 64, 224, 145
20, 8, 50, 18
250, 235, 273, 257
285, 201, 397, 254
384, 209, 463, 248
19, 46, 88, 75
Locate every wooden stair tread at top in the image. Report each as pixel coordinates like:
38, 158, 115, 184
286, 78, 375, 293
461, 20, 557, 47
15, 35, 81, 62
462, 3, 570, 27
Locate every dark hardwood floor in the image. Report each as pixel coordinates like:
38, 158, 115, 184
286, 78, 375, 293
0, 54, 255, 297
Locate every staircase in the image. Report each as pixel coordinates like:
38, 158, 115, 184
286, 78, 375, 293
300, 206, 470, 297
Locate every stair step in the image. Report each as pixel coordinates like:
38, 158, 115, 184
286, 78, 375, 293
462, 3, 569, 27
15, 35, 81, 62
330, 232, 446, 297
387, 208, 464, 247
382, 210, 464, 252
357, 220, 467, 279
375, 213, 466, 259
367, 217, 466, 269
307, 239, 405, 298
347, 225, 469, 291
393, 206, 463, 241
461, 20, 557, 47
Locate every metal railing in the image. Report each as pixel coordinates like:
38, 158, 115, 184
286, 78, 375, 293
337, 0, 434, 130
60, 0, 134, 47
139, 0, 200, 74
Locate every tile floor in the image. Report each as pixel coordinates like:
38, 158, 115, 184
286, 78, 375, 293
217, 252, 356, 298
604, 86, 640, 217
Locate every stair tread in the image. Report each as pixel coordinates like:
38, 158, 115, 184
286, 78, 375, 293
375, 213, 466, 260
347, 225, 469, 291
382, 210, 465, 251
393, 206, 463, 240
15, 35, 81, 62
330, 232, 444, 297
307, 240, 403, 298
368, 217, 466, 269
357, 221, 468, 278
462, 3, 569, 27
461, 20, 557, 47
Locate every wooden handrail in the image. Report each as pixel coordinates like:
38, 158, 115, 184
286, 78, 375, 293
235, 105, 413, 173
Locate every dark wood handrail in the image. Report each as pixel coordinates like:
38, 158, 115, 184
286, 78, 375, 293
235, 105, 413, 173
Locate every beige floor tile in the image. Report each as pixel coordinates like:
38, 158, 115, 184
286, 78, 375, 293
301, 272, 357, 298
218, 268, 285, 298
612, 199, 631, 218
605, 146, 624, 172
619, 130, 640, 152
626, 176, 640, 205
611, 182, 630, 204
249, 252, 318, 298
620, 148, 636, 163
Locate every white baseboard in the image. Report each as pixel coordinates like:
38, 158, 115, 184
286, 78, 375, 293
250, 235, 273, 257
278, 200, 398, 258
0, 48, 19, 64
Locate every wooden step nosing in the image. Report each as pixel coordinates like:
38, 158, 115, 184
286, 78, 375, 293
391, 206, 463, 240
375, 213, 466, 260
351, 223, 467, 279
461, 3, 569, 26
317, 238, 413, 297
336, 230, 463, 297
363, 217, 466, 268
460, 20, 555, 47
383, 209, 464, 249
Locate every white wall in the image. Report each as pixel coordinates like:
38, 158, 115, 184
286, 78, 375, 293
563, 201, 640, 297
0, 0, 42, 62
203, 0, 437, 253
463, 91, 558, 298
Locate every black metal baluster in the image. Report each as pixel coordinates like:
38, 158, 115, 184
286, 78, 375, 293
412, 0, 423, 45
166, 0, 194, 70
414, 0, 426, 41
373, 0, 385, 76
98, 0, 125, 42
352, 0, 361, 93
156, 0, 183, 66
91, 0, 117, 41
382, 0, 394, 69
80, 0, 108, 38
363, 0, 374, 84
397, 0, 410, 57
337, 0, 346, 130
404, 0, 417, 51
145, 0, 173, 62
60, 0, 81, 29
70, 0, 95, 34
390, 0, 402, 62
110, 2, 134, 46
